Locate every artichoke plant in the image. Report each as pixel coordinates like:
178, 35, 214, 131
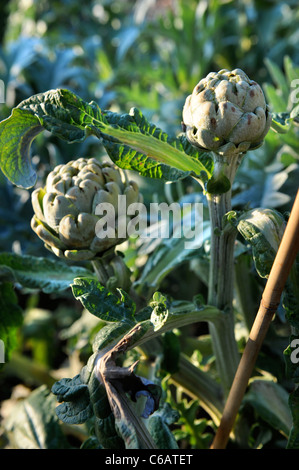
31, 157, 142, 261
182, 68, 272, 156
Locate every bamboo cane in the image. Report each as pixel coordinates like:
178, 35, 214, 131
211, 189, 299, 449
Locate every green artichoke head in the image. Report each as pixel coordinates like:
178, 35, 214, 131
31, 158, 142, 261
182, 68, 272, 156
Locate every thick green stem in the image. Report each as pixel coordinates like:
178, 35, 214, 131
92, 258, 110, 285
205, 153, 243, 393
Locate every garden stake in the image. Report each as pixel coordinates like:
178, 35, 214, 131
211, 189, 299, 449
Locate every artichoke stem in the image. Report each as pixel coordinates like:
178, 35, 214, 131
205, 153, 243, 393
92, 259, 110, 285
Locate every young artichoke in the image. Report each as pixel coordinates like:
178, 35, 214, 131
182, 68, 272, 156
31, 158, 142, 261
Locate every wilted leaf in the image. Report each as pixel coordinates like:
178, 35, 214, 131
94, 323, 161, 449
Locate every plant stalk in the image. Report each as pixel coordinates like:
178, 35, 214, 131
92, 258, 110, 285
211, 189, 299, 449
205, 153, 243, 393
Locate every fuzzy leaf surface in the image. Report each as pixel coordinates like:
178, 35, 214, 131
0, 88, 213, 188
71, 277, 136, 324
0, 252, 95, 293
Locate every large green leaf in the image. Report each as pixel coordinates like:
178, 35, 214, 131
0, 252, 95, 293
0, 88, 213, 189
99, 107, 212, 183
243, 380, 292, 438
0, 108, 43, 188
4, 385, 69, 449
71, 277, 136, 324
72, 278, 222, 352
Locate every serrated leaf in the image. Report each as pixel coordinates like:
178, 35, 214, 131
0, 252, 95, 293
99, 107, 213, 183
18, 88, 104, 142
0, 108, 43, 188
71, 277, 136, 323
52, 375, 93, 425
52, 365, 124, 449
0, 88, 213, 188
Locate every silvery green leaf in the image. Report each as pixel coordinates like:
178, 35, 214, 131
0, 89, 213, 188
0, 108, 43, 188
5, 385, 68, 449
243, 380, 292, 438
71, 277, 136, 324
0, 252, 95, 293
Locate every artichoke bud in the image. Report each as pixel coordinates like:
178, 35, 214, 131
236, 208, 286, 278
31, 158, 142, 261
182, 68, 272, 157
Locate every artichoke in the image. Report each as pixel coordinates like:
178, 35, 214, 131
182, 68, 272, 156
31, 158, 142, 261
